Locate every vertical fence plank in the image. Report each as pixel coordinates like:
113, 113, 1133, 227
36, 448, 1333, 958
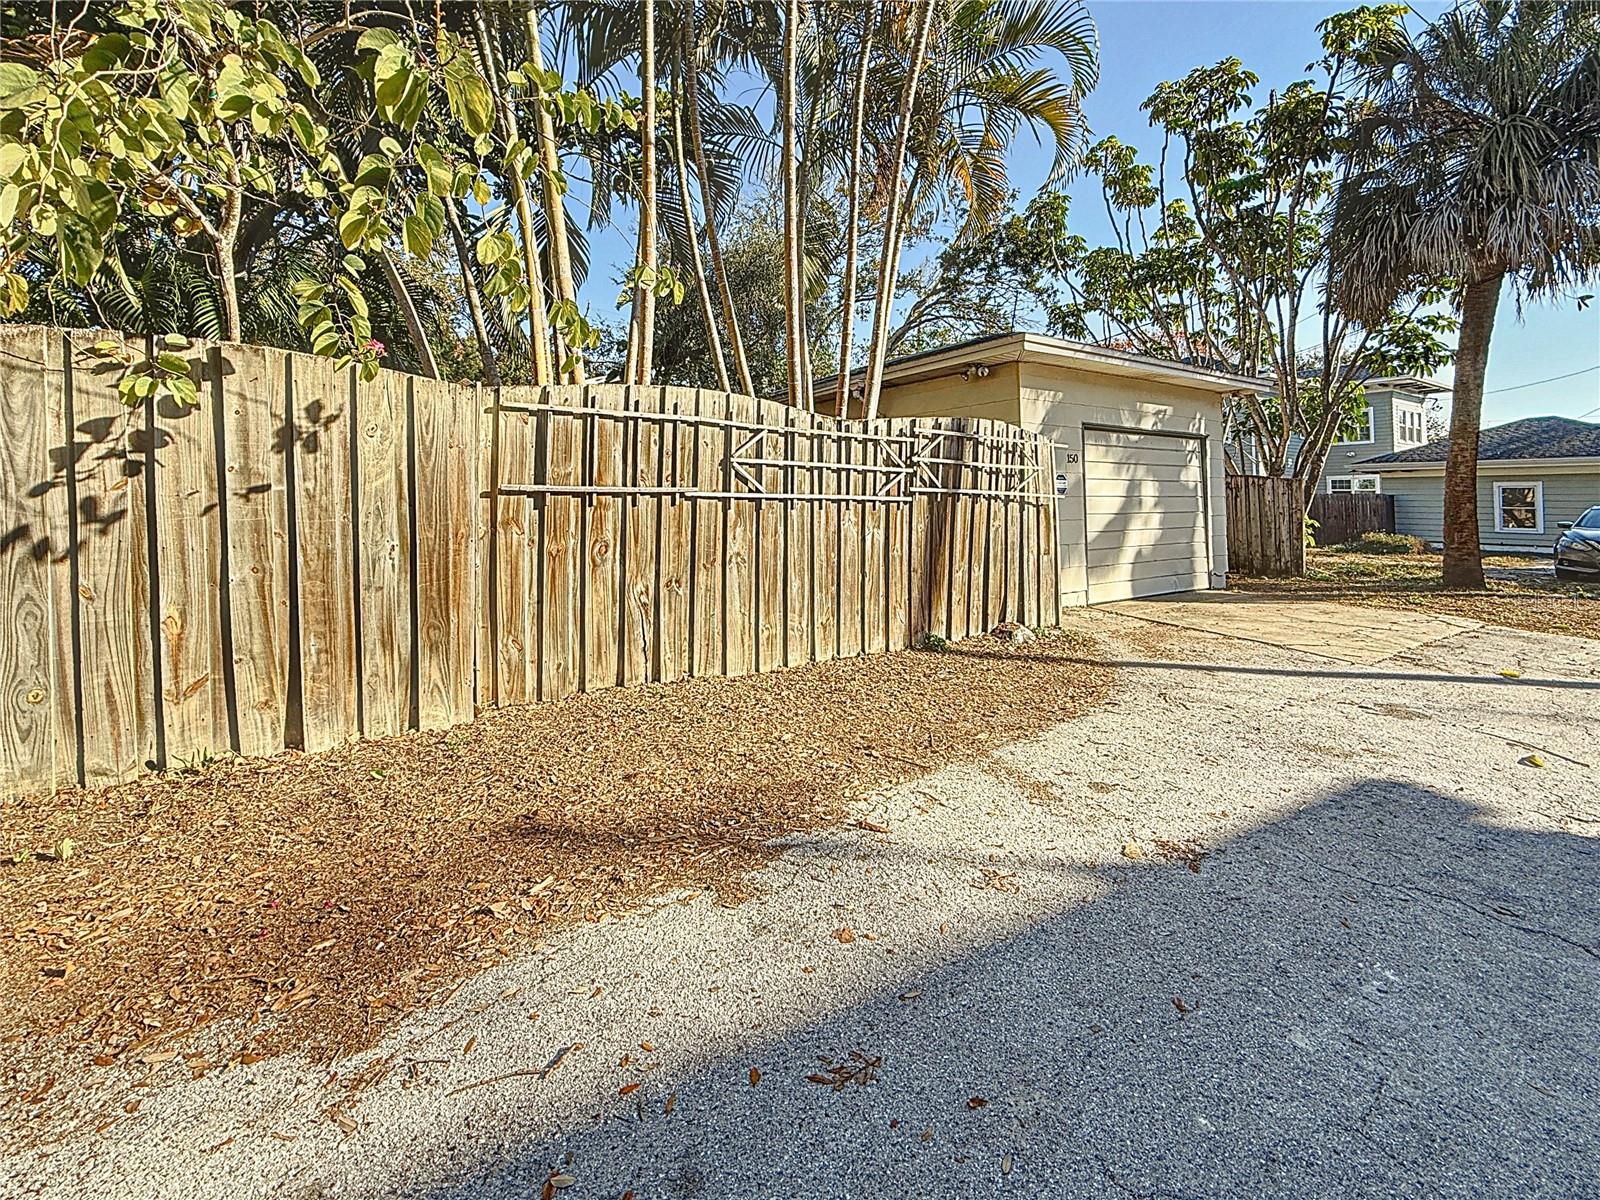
67, 332, 156, 784
153, 341, 230, 768
495, 394, 533, 705
619, 386, 654, 686
541, 385, 582, 700
885, 419, 910, 649
784, 406, 811, 667
860, 423, 886, 655
0, 327, 76, 793
584, 384, 624, 691
353, 368, 411, 738
221, 343, 291, 759
812, 416, 837, 662
723, 393, 755, 676
290, 354, 358, 752
907, 422, 931, 643
658, 388, 692, 683
690, 389, 722, 675
836, 425, 862, 659
755, 401, 784, 673
414, 376, 477, 729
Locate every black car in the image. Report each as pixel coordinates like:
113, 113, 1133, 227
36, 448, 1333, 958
1554, 505, 1600, 581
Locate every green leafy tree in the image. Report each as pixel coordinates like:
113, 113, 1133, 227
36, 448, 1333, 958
1330, 0, 1600, 588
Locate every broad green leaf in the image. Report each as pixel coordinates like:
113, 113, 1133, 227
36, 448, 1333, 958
0, 63, 41, 110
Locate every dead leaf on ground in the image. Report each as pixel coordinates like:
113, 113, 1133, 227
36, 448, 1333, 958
805, 1050, 882, 1092
748, 1067, 761, 1087
832, 926, 856, 945
967, 1096, 988, 1110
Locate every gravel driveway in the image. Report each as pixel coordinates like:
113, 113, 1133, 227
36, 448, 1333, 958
10, 611, 1599, 1200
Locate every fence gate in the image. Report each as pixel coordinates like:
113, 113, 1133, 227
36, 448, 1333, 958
1224, 475, 1306, 576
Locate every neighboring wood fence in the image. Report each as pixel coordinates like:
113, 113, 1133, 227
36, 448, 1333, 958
0, 326, 1059, 798
1307, 492, 1396, 547
1224, 475, 1306, 576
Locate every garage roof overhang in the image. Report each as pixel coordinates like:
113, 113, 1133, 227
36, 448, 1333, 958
814, 332, 1271, 400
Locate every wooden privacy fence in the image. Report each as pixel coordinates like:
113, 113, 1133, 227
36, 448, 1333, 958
0, 326, 1059, 799
1224, 475, 1306, 576
1307, 492, 1396, 547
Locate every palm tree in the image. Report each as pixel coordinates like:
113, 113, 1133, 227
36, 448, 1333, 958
625, 0, 659, 384
835, 11, 875, 416
860, 0, 938, 420
782, 0, 805, 406
1330, 1, 1600, 589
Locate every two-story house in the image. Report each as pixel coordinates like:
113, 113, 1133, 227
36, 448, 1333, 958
1311, 376, 1444, 493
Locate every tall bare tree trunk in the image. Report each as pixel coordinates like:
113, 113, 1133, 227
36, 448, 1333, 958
684, 3, 754, 395
378, 249, 440, 378
1442, 271, 1501, 590
471, 1, 553, 384
782, 0, 803, 407
671, 55, 729, 391
627, 0, 659, 385
524, 0, 583, 382
861, 0, 936, 420
836, 22, 873, 417
445, 201, 501, 387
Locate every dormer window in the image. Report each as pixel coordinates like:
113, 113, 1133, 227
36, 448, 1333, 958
1397, 406, 1425, 445
1336, 406, 1375, 444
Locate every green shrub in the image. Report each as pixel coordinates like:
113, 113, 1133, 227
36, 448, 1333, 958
1336, 531, 1426, 555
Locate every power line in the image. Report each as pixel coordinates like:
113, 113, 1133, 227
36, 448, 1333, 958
1484, 364, 1599, 395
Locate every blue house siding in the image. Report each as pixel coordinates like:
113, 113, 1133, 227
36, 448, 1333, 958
1379, 468, 1600, 552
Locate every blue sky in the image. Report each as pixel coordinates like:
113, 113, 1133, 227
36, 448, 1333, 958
576, 1, 1599, 424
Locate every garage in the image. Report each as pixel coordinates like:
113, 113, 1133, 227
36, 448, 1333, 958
1083, 429, 1210, 603
816, 331, 1264, 610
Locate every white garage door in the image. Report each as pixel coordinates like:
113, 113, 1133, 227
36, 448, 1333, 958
1083, 429, 1210, 603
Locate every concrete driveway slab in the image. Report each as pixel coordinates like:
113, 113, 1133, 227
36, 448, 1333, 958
1103, 591, 1481, 665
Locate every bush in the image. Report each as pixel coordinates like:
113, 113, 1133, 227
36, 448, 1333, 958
1336, 531, 1426, 555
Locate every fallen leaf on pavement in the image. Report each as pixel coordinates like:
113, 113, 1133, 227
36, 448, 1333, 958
1121, 840, 1143, 860
967, 1096, 988, 1109
749, 1067, 761, 1086
1520, 753, 1546, 768
832, 926, 856, 944
1173, 995, 1192, 1015
619, 1082, 640, 1096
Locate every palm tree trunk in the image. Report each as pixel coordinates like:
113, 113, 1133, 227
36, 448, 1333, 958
378, 248, 440, 379
782, 0, 803, 407
1442, 271, 1501, 590
836, 25, 873, 418
861, 0, 936, 421
524, 0, 583, 383
671, 58, 729, 392
445, 199, 501, 387
684, 4, 754, 395
627, 0, 658, 385
471, 1, 553, 385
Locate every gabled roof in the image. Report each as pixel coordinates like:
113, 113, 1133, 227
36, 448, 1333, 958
812, 331, 1270, 400
1360, 416, 1600, 467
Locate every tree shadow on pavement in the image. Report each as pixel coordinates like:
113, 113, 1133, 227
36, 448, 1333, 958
418, 779, 1599, 1200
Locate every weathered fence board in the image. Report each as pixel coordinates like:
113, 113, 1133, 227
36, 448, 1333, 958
1225, 475, 1306, 576
290, 353, 359, 752
70, 331, 156, 785
223, 344, 292, 760
1307, 492, 1396, 547
2, 327, 1060, 800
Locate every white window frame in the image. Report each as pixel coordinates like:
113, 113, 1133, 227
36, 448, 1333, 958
1396, 406, 1424, 445
1336, 406, 1375, 445
1327, 475, 1381, 495
1493, 481, 1544, 534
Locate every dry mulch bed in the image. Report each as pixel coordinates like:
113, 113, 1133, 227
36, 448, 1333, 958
1234, 551, 1600, 641
1, 630, 1110, 1135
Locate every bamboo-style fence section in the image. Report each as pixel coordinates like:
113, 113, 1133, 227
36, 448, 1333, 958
0, 327, 1059, 799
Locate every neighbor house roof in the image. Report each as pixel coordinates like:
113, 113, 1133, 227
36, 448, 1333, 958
812, 332, 1270, 401
1359, 416, 1600, 470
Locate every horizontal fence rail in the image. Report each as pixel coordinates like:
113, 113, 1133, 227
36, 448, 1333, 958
0, 326, 1059, 799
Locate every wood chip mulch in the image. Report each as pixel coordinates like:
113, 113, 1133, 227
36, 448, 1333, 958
1, 629, 1111, 1136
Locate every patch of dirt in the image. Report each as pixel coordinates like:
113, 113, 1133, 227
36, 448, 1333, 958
1234, 551, 1600, 641
0, 629, 1112, 1136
